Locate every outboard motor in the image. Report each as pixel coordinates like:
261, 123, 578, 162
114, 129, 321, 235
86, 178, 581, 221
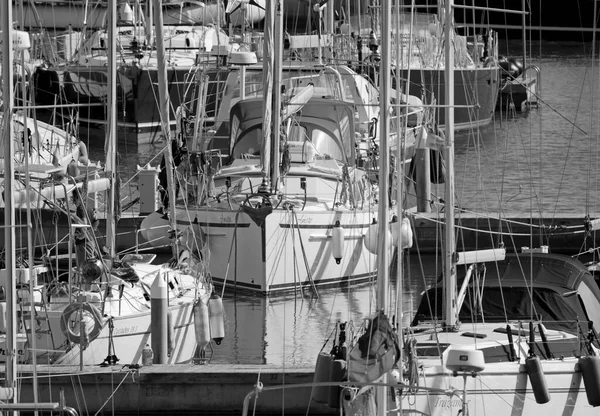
499, 56, 524, 80
508, 57, 524, 77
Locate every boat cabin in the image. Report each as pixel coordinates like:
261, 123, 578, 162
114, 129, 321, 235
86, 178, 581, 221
409, 252, 600, 362
412, 252, 600, 333
203, 62, 379, 156
227, 96, 355, 168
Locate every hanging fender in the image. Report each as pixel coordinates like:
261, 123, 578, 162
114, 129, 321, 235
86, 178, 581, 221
66, 160, 80, 178
193, 298, 211, 349
208, 293, 225, 345
78, 141, 89, 165
312, 351, 334, 404
60, 302, 103, 344
175, 106, 184, 144
525, 355, 551, 404
579, 356, 600, 406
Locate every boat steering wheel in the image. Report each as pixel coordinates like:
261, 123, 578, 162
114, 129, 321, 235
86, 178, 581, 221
242, 193, 272, 210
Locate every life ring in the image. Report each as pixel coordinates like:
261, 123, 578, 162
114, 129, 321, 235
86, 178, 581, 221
60, 302, 103, 344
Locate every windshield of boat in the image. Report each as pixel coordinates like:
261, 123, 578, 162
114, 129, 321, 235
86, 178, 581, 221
229, 100, 352, 163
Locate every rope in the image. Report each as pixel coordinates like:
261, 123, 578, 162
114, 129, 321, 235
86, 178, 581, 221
220, 210, 242, 298
92, 370, 137, 416
291, 208, 318, 298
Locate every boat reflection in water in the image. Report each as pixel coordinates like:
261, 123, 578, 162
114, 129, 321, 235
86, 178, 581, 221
208, 257, 433, 366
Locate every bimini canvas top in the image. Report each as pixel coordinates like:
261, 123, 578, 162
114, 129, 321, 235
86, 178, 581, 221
228, 96, 355, 164
411, 252, 600, 333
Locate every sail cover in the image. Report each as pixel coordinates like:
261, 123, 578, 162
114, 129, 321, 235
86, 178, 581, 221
347, 312, 400, 383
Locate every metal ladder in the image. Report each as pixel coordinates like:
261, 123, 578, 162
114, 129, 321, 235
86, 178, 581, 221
17, 266, 61, 362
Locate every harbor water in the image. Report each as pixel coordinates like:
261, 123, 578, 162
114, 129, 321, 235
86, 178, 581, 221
77, 40, 600, 367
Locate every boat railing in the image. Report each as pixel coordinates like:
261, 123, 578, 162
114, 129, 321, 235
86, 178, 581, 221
241, 379, 458, 416
0, 402, 78, 415
0, 388, 78, 415
522, 64, 541, 108
135, 224, 171, 254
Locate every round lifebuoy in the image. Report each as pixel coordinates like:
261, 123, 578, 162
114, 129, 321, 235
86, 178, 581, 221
60, 302, 103, 344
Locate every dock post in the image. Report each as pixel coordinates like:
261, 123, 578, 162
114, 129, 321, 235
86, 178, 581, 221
151, 270, 168, 363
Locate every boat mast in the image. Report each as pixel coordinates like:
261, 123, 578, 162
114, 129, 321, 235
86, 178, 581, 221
376, 0, 392, 412
16, 0, 40, 402
443, 0, 458, 329
105, 0, 117, 258
1, 0, 18, 397
270, 0, 283, 192
377, 0, 391, 310
153, 0, 179, 258
258, 0, 283, 193
259, 0, 273, 183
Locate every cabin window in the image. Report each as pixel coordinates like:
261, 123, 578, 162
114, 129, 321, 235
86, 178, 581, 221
231, 72, 264, 101
288, 124, 309, 142
312, 129, 343, 162
231, 126, 261, 159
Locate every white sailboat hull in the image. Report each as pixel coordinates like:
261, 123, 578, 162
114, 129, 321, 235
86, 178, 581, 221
184, 208, 384, 295
0, 261, 209, 366
5, 305, 196, 366
403, 360, 598, 415
41, 302, 197, 366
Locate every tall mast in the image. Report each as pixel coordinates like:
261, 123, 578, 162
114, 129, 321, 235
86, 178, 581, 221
377, 0, 391, 310
2, 0, 18, 397
270, 0, 283, 192
443, 0, 458, 329
105, 0, 117, 258
17, 0, 39, 402
259, 0, 273, 186
376, 0, 392, 412
153, 0, 179, 257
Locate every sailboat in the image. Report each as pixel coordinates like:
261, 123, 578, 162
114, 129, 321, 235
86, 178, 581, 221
0, 25, 110, 255
0, 0, 213, 367
235, 1, 600, 415
0, 2, 77, 414
137, 0, 430, 296
388, 3, 501, 132
33, 0, 230, 145
397, 1, 600, 415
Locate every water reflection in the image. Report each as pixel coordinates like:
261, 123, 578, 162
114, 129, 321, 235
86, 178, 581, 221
208, 253, 436, 366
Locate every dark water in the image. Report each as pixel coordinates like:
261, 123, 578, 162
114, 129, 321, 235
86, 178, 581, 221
78, 40, 600, 366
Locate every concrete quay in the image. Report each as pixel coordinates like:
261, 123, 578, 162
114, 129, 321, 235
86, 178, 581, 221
16, 364, 334, 415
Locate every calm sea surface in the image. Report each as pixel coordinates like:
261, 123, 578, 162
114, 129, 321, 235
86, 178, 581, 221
79, 40, 600, 366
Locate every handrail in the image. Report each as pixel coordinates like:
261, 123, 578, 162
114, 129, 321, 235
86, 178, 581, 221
241, 380, 459, 416
0, 402, 78, 415
523, 64, 541, 105
0, 389, 78, 415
